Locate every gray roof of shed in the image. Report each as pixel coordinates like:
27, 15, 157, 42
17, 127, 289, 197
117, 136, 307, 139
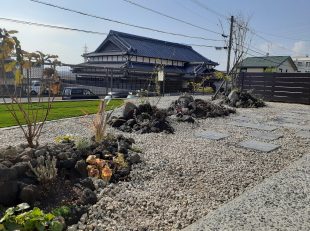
92, 30, 218, 65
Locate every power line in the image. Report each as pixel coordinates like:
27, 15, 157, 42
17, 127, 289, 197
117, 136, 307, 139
251, 32, 294, 53
0, 17, 107, 35
29, 0, 224, 42
255, 30, 310, 42
0, 17, 224, 49
190, 0, 228, 20
186, 43, 227, 49
120, 0, 225, 36
190, 0, 297, 54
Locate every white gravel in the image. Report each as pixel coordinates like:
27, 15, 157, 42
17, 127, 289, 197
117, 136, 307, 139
0, 96, 309, 231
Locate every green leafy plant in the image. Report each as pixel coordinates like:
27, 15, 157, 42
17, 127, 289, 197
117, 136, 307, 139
28, 155, 57, 184
0, 203, 63, 231
51, 206, 71, 219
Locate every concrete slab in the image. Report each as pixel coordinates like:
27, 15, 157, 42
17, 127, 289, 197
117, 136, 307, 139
239, 140, 280, 152
228, 121, 278, 131
182, 153, 310, 231
296, 130, 310, 139
195, 131, 229, 140
249, 131, 283, 141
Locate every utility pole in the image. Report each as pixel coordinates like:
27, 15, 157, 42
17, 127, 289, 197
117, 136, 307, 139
225, 15, 234, 93
83, 44, 88, 62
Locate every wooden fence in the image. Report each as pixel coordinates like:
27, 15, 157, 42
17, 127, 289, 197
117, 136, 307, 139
237, 72, 310, 105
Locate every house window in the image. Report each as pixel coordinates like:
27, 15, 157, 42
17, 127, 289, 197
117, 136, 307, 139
306, 62, 310, 67
143, 57, 150, 63
102, 56, 107, 61
137, 56, 143, 62
150, 58, 156, 64
155, 58, 161, 64
162, 59, 168, 65
297, 62, 303, 66
167, 60, 173, 65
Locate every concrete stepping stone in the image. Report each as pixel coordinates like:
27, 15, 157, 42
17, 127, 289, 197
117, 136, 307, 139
195, 131, 229, 140
232, 116, 253, 122
239, 140, 280, 152
278, 123, 307, 130
276, 115, 308, 123
227, 121, 277, 131
249, 131, 283, 141
296, 130, 310, 138
290, 110, 310, 115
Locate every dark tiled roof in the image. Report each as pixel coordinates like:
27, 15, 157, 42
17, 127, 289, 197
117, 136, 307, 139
94, 30, 218, 65
239, 56, 296, 69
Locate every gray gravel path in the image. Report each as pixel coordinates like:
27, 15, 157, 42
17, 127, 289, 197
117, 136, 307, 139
183, 152, 310, 231
0, 96, 309, 230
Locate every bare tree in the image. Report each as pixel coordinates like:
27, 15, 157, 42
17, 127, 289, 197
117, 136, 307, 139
213, 14, 252, 99
230, 13, 253, 89
0, 28, 60, 147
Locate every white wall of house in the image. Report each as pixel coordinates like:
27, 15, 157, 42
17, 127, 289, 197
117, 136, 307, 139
277, 60, 296, 73
293, 56, 310, 73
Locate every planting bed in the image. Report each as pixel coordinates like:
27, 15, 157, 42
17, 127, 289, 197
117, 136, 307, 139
0, 96, 309, 230
0, 134, 141, 229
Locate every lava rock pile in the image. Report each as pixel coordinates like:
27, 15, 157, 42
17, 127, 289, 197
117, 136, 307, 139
226, 90, 266, 108
109, 102, 174, 134
168, 95, 236, 122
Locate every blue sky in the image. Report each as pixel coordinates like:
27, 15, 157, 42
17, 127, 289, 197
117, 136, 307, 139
1, 0, 310, 70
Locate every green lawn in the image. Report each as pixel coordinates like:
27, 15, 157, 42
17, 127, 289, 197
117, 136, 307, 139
0, 99, 124, 128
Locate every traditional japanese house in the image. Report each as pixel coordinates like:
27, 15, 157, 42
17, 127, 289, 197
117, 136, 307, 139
72, 30, 218, 93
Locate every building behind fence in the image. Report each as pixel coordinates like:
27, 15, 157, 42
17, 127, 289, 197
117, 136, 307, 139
238, 72, 310, 104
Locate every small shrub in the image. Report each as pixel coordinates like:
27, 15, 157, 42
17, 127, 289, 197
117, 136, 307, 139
86, 155, 112, 182
130, 146, 143, 153
92, 100, 113, 143
75, 137, 91, 151
28, 155, 57, 184
54, 134, 75, 143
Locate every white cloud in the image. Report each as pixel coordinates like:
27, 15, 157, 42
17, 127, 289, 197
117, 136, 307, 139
257, 42, 291, 56
292, 41, 310, 56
